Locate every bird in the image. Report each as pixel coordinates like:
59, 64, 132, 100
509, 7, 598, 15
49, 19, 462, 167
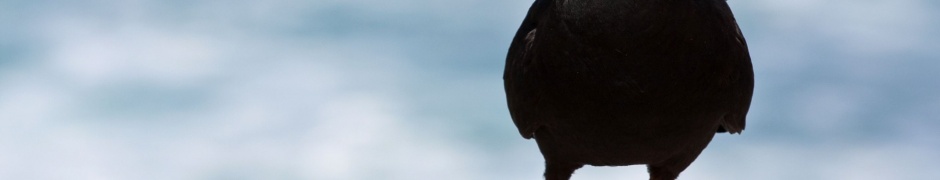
503, 0, 754, 180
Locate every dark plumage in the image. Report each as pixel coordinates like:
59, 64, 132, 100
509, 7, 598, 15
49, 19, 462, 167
503, 0, 754, 180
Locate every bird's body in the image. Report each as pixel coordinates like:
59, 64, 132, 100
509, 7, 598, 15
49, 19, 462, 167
503, 0, 753, 180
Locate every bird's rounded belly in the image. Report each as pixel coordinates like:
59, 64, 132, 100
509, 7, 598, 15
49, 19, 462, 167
523, 68, 726, 165
542, 113, 721, 165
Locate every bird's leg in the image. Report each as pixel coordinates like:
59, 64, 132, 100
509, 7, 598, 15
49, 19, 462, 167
647, 165, 680, 180
543, 161, 582, 180
648, 132, 715, 180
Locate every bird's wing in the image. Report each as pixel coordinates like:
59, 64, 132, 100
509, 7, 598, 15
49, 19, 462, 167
716, 5, 754, 134
504, 0, 552, 139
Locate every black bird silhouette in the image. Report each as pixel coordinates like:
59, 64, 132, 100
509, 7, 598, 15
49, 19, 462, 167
503, 0, 754, 180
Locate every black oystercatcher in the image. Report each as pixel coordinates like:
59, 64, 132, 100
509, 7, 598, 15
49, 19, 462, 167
503, 0, 754, 180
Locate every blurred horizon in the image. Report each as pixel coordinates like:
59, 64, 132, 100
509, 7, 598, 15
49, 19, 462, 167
1, 0, 939, 179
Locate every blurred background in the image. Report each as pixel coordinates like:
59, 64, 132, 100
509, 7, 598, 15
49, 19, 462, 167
1, 0, 938, 179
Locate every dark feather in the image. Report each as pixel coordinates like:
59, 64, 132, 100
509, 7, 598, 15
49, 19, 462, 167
503, 0, 754, 179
